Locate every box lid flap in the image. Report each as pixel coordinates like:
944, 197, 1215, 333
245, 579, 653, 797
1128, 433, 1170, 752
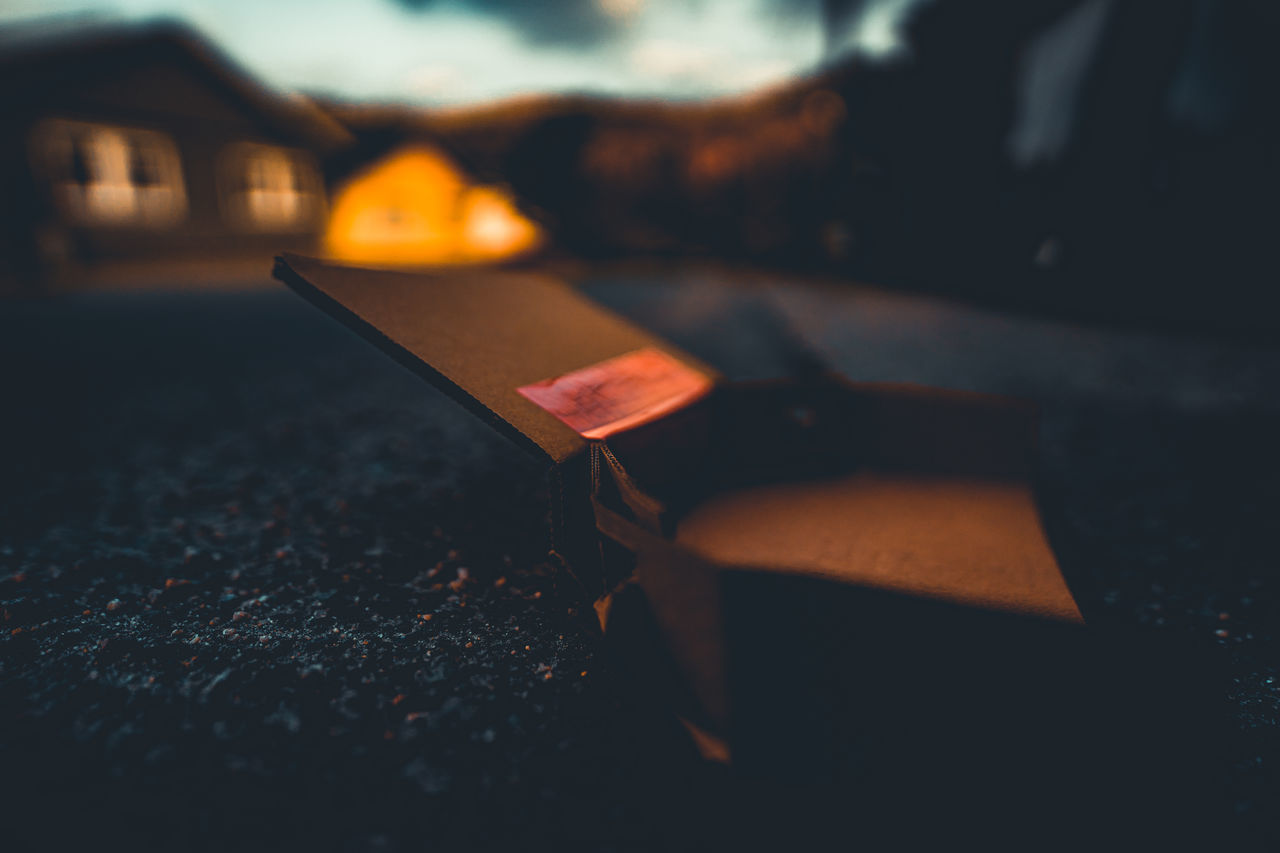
274, 254, 719, 464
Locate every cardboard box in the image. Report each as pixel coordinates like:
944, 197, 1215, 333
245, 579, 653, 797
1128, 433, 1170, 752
274, 255, 1215, 833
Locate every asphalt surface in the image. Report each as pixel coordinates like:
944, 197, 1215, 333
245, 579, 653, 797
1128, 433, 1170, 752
2, 265, 1279, 850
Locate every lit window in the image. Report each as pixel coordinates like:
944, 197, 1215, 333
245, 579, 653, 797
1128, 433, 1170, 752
31, 119, 187, 227
220, 143, 324, 232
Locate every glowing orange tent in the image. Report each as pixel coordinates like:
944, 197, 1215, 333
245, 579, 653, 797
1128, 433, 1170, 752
324, 144, 542, 266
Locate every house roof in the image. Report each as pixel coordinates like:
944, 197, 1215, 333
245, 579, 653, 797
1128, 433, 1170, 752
0, 17, 353, 154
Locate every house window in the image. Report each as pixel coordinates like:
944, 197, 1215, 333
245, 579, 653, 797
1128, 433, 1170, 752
31, 119, 187, 227
220, 143, 323, 232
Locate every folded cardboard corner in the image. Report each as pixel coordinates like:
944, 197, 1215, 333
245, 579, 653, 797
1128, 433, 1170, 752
274, 256, 1207, 797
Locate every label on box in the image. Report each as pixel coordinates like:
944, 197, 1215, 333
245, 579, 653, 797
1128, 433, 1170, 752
517, 347, 713, 440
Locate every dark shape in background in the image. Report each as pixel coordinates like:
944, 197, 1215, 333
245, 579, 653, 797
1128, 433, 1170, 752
371, 0, 1277, 335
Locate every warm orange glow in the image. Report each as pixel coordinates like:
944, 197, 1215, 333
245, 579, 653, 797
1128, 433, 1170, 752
458, 186, 543, 260
324, 145, 542, 266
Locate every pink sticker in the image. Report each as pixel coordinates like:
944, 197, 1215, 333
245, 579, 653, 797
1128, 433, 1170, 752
517, 347, 713, 440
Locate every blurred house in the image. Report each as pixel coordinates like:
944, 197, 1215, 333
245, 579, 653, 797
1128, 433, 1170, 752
0, 19, 351, 290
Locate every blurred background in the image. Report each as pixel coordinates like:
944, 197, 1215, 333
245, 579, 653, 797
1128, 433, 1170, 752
3, 0, 1276, 329
3, 3, 1280, 850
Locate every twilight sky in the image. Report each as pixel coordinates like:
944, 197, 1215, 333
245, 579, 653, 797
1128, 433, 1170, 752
0, 0, 921, 104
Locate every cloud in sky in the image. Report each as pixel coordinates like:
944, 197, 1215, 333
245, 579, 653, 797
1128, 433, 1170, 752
389, 0, 830, 49
387, 0, 623, 46
0, 0, 835, 104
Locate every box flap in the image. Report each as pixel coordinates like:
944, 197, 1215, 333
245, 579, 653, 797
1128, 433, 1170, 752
273, 254, 719, 464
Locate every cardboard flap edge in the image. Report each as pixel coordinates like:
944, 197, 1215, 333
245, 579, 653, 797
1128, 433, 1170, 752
273, 254, 720, 465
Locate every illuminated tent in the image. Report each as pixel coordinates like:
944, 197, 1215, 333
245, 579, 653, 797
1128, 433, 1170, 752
324, 143, 542, 266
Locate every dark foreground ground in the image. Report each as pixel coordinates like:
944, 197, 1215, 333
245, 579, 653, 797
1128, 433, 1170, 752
2, 266, 1279, 850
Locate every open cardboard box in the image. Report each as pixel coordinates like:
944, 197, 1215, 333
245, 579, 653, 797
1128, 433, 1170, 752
275, 255, 1216, 835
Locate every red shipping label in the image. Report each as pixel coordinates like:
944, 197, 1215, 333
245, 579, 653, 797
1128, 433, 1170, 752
517, 347, 713, 440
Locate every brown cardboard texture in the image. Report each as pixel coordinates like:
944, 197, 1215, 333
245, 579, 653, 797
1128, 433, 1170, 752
274, 255, 1106, 776
273, 254, 719, 466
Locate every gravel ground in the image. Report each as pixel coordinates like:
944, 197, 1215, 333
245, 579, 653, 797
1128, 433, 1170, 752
2, 267, 1279, 850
